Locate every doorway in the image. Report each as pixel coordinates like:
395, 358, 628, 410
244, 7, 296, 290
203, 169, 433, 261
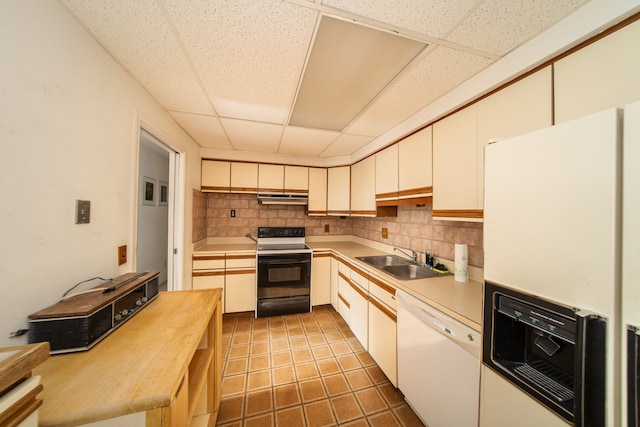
137, 128, 183, 291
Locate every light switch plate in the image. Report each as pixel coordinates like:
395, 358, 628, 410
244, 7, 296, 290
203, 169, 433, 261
118, 245, 127, 265
75, 200, 91, 224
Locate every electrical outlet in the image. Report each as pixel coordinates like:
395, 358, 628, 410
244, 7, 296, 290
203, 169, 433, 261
382, 227, 388, 239
324, 224, 330, 232
75, 200, 91, 224
118, 245, 127, 265
230, 209, 236, 218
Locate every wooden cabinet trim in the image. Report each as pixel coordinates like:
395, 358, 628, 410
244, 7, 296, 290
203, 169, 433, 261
349, 281, 369, 300
313, 252, 331, 258
308, 210, 328, 215
193, 255, 225, 261
338, 292, 350, 309
225, 269, 256, 275
370, 296, 397, 322
226, 254, 256, 260
433, 209, 483, 219
398, 186, 432, 197
192, 271, 225, 277
201, 186, 230, 193
338, 271, 350, 283
350, 210, 377, 216
368, 276, 396, 296
376, 191, 399, 200
283, 188, 309, 194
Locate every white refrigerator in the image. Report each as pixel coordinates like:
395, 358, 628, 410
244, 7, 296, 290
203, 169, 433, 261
481, 107, 622, 426
623, 100, 640, 427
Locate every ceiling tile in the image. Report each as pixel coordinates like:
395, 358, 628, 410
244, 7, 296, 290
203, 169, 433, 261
60, 0, 212, 115
347, 46, 494, 136
319, 133, 373, 157
322, 0, 479, 38
164, 0, 317, 124
169, 112, 232, 149
447, 0, 590, 55
219, 118, 283, 152
279, 126, 340, 157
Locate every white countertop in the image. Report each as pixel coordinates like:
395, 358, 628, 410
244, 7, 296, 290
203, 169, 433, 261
192, 236, 483, 331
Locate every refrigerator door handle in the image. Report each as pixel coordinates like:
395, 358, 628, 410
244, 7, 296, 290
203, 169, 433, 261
574, 311, 607, 427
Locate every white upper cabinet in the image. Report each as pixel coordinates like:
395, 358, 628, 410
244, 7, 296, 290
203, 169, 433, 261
258, 163, 284, 194
308, 167, 327, 216
398, 126, 432, 199
433, 66, 552, 221
230, 162, 258, 194
375, 144, 399, 201
327, 166, 350, 216
284, 165, 309, 194
350, 156, 376, 217
433, 105, 479, 218
201, 160, 230, 193
554, 19, 640, 124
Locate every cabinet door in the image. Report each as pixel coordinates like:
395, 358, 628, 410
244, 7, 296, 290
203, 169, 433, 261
398, 126, 432, 198
337, 271, 352, 324
368, 297, 397, 386
311, 252, 331, 306
225, 271, 256, 313
258, 164, 284, 194
432, 105, 482, 220
192, 273, 225, 312
327, 166, 350, 216
284, 165, 309, 194
554, 20, 640, 124
375, 144, 399, 201
330, 257, 338, 309
350, 156, 376, 217
308, 167, 327, 216
349, 281, 369, 350
201, 160, 230, 193
230, 162, 258, 194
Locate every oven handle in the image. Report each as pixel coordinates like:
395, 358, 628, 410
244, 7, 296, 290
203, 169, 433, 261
257, 257, 311, 266
574, 310, 607, 427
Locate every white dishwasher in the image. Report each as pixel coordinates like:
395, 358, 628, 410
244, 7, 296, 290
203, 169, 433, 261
397, 289, 481, 427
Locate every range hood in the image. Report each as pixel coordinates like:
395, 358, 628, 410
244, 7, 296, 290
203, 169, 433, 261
257, 193, 308, 205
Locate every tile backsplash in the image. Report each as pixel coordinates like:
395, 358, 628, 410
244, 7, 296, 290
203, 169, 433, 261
193, 191, 483, 267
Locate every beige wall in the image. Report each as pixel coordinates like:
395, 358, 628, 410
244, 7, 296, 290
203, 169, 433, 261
0, 1, 201, 347
195, 192, 483, 267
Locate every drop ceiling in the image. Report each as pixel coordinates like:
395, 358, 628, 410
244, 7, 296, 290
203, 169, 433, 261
60, 0, 589, 164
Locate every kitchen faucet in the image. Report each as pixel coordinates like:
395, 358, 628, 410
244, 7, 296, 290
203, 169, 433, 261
394, 247, 418, 263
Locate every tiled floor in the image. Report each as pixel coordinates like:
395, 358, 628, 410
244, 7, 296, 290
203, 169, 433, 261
217, 305, 425, 427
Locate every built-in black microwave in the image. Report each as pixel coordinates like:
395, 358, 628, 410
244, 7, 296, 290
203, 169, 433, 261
483, 281, 607, 426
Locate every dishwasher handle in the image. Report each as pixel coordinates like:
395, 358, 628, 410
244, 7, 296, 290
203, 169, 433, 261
397, 290, 480, 357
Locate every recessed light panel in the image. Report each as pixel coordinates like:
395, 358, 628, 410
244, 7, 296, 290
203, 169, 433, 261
290, 16, 427, 131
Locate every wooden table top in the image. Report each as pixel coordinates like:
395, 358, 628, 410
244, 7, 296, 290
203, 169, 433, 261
34, 289, 222, 427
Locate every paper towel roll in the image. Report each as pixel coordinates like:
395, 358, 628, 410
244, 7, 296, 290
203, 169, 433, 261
454, 244, 468, 282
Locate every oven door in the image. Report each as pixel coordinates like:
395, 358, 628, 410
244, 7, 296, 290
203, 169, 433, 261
257, 252, 311, 299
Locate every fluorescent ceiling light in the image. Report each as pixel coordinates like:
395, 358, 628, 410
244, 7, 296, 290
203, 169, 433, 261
290, 16, 427, 131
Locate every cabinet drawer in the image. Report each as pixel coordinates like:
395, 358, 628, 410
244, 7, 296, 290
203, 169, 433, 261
226, 254, 256, 269
368, 275, 396, 311
193, 255, 225, 270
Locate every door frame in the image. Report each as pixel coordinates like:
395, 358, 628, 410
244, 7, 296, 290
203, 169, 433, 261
134, 123, 185, 291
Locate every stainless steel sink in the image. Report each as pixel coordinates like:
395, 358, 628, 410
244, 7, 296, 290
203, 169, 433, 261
381, 264, 443, 280
356, 255, 412, 267
356, 255, 448, 280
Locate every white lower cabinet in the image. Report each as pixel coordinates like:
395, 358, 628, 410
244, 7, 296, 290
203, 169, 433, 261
337, 269, 352, 325
330, 257, 338, 309
192, 254, 226, 312
225, 270, 256, 313
311, 251, 331, 306
349, 281, 369, 349
368, 276, 397, 386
